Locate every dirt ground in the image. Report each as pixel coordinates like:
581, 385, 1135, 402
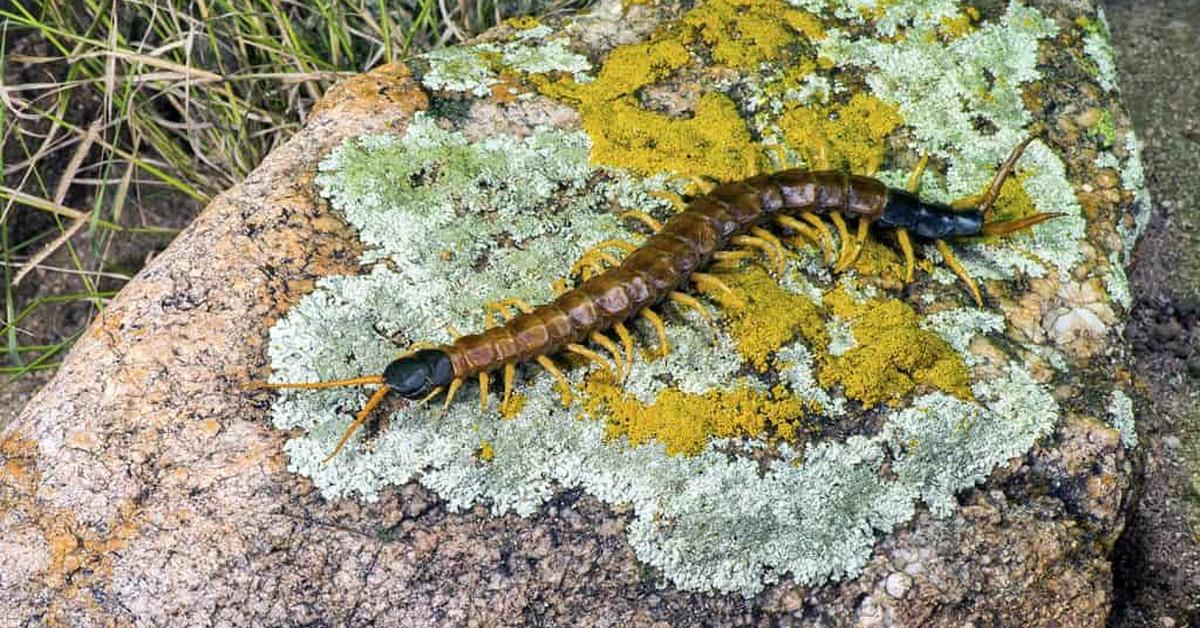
1104, 0, 1200, 624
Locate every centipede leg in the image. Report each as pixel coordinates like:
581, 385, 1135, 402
712, 250, 756, 267
323, 385, 392, 463
417, 386, 444, 406
692, 272, 744, 308
774, 215, 822, 255
799, 213, 836, 265
896, 228, 916, 284
501, 363, 516, 410
669, 291, 714, 326
442, 378, 464, 412
935, 239, 983, 307
478, 372, 490, 412
750, 227, 789, 274
828, 212, 853, 270
834, 217, 871, 273
612, 323, 636, 375
620, 210, 663, 233
567, 343, 614, 377
730, 235, 785, 275
535, 355, 573, 405
640, 309, 670, 358
590, 331, 626, 380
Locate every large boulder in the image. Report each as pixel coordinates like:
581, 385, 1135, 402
2, 1, 1148, 624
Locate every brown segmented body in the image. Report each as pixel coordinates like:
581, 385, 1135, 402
251, 136, 1061, 461
442, 170, 888, 379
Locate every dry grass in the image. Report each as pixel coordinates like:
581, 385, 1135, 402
0, 0, 585, 391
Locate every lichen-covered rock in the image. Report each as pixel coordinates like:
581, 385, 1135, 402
1, 1, 1145, 624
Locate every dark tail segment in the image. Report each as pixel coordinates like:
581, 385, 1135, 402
979, 212, 1065, 237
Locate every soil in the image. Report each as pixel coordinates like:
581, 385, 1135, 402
1104, 0, 1200, 624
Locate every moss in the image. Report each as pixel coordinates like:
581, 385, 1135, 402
820, 289, 973, 406
722, 265, 827, 370
1094, 108, 1118, 147
586, 378, 810, 456
777, 92, 903, 173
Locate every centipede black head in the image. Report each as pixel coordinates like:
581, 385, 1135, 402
384, 349, 455, 399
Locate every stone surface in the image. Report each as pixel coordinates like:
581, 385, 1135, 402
1, 1, 1146, 624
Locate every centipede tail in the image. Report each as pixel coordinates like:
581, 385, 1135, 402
249, 136, 1063, 459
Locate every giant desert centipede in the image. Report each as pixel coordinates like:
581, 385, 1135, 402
249, 135, 1061, 460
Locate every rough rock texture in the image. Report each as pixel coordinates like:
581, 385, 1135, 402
1, 1, 1145, 625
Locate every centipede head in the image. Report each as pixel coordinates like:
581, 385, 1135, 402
383, 349, 455, 399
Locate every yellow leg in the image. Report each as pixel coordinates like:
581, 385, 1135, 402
620, 210, 663, 232
906, 154, 930, 193
446, 324, 462, 340
323, 385, 392, 463
394, 341, 441, 360
935, 240, 983, 307
500, 298, 535, 314
835, 217, 871, 272
896, 228, 916, 284
591, 239, 639, 254
828, 212, 853, 270
552, 278, 571, 296
751, 227, 789, 273
535, 355, 573, 405
669, 291, 714, 326
613, 322, 636, 374
442, 378, 464, 412
590, 331, 626, 379
417, 386, 444, 407
800, 212, 836, 264
692, 272, 744, 308
949, 193, 984, 211
478, 372, 490, 413
774, 215, 823, 252
567, 343, 614, 376
710, 248, 758, 262
648, 189, 689, 212
730, 235, 785, 275
641, 309, 670, 358
502, 363, 516, 410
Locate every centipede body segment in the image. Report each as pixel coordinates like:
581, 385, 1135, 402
248, 136, 1062, 460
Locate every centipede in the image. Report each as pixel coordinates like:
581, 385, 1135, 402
248, 134, 1062, 460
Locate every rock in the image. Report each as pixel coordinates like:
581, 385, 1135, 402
1, 0, 1146, 625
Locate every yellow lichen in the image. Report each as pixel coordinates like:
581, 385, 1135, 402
939, 7, 979, 40
504, 15, 541, 30
477, 442, 495, 462
720, 265, 827, 370
819, 289, 972, 407
777, 93, 904, 173
500, 394, 528, 419
681, 0, 825, 70
585, 378, 810, 456
984, 172, 1039, 226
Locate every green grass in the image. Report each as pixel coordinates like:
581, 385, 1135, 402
0, 0, 585, 394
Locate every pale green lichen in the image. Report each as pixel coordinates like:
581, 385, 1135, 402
1107, 389, 1138, 449
1082, 9, 1120, 93
420, 28, 591, 96
817, 1, 1086, 280
1119, 131, 1153, 259
265, 0, 1094, 596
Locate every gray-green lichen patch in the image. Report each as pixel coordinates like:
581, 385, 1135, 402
1082, 8, 1120, 93
810, 1, 1086, 281
266, 108, 1068, 595
1107, 389, 1138, 449
419, 26, 591, 97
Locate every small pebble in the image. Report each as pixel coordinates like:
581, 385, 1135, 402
884, 572, 912, 599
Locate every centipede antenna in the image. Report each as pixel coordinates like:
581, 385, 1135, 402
242, 374, 385, 391
979, 134, 1037, 217
323, 385, 392, 463
979, 212, 1066, 237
